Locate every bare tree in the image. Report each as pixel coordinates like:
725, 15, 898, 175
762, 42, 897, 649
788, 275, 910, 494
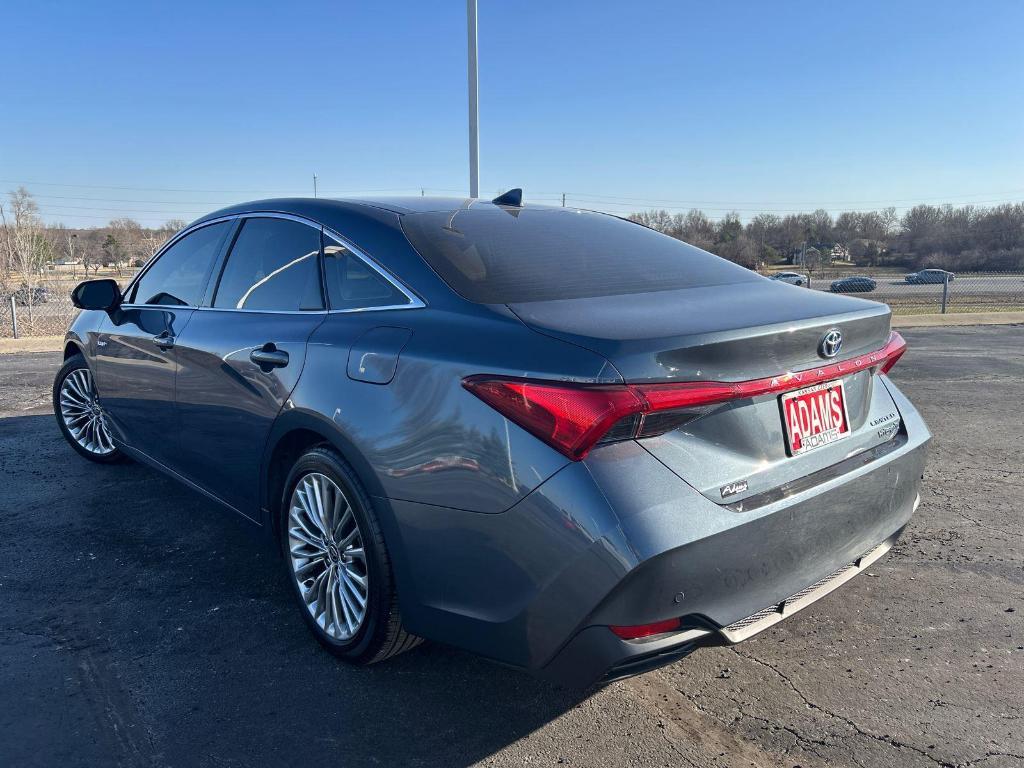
801, 246, 824, 277
715, 234, 759, 268
108, 218, 145, 274
0, 187, 53, 320
48, 222, 75, 264
101, 233, 125, 274
678, 209, 716, 250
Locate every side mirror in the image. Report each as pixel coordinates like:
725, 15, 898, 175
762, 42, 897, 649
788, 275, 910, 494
71, 279, 122, 311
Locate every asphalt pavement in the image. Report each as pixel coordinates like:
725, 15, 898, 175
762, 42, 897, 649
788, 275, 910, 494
0, 326, 1021, 767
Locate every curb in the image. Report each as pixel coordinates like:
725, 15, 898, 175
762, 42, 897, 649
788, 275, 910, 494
0, 336, 65, 355
891, 311, 1024, 328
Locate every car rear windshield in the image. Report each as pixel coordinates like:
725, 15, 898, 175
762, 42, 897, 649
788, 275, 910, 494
400, 207, 757, 304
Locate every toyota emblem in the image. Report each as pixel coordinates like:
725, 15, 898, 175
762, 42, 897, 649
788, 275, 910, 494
819, 328, 843, 359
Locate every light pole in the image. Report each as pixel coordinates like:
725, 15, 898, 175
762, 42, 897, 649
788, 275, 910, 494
467, 0, 479, 198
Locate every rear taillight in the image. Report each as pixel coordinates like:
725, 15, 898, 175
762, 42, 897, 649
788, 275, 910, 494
878, 331, 907, 374
464, 331, 907, 461
459, 378, 644, 461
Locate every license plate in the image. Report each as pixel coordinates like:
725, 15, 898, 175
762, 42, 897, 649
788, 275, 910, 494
780, 379, 851, 456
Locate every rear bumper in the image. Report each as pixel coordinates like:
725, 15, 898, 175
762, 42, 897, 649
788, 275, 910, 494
386, 377, 929, 689
542, 525, 911, 688
717, 531, 899, 643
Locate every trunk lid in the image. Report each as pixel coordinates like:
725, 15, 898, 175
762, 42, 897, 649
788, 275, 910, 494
508, 280, 891, 383
508, 281, 903, 506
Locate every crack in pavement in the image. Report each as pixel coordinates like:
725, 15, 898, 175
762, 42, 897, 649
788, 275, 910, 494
924, 487, 1018, 538
730, 648, 956, 768
959, 753, 1024, 767
950, 508, 1018, 538
628, 673, 830, 768
693, 686, 835, 765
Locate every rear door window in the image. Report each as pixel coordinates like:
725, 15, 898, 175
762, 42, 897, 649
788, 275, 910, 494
213, 218, 324, 311
128, 221, 230, 306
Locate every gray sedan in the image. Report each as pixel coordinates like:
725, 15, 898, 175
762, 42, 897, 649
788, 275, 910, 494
906, 269, 955, 284
55, 194, 929, 687
830, 275, 878, 293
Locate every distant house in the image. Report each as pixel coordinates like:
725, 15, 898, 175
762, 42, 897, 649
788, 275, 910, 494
830, 244, 850, 261
792, 246, 827, 267
791, 243, 848, 267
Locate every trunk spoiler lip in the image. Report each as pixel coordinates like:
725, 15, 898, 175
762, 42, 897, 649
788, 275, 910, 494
647, 305, 891, 349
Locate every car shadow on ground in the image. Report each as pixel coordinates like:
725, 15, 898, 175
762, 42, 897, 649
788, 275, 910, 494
0, 414, 589, 767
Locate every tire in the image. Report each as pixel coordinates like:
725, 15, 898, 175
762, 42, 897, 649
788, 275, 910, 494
53, 355, 125, 464
280, 446, 420, 664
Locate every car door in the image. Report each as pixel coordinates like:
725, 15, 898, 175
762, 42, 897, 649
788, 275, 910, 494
172, 215, 328, 519
94, 220, 232, 469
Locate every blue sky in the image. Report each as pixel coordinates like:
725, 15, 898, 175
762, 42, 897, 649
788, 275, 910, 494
2, 0, 1022, 227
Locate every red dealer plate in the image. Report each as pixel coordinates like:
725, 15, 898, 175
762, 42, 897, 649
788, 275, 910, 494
780, 379, 851, 456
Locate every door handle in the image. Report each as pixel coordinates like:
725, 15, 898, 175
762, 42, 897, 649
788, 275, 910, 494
153, 331, 175, 350
250, 345, 289, 369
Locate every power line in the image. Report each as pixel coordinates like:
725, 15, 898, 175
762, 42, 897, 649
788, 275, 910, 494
20, 191, 1022, 217
30, 211, 179, 223
566, 196, 1024, 214
36, 203, 208, 215
0, 179, 439, 196
0, 179, 303, 195
28, 193, 231, 206
11, 183, 1023, 227
7, 179, 1024, 207
563, 189, 1024, 206
11, 189, 480, 207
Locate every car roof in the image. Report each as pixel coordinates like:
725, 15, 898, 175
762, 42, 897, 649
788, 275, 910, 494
185, 196, 580, 311
193, 196, 566, 226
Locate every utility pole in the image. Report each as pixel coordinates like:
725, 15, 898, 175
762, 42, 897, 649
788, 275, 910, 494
313, 174, 318, 198
467, 0, 479, 198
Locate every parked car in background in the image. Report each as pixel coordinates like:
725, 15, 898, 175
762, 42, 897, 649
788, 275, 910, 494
769, 271, 808, 286
830, 275, 877, 293
54, 194, 928, 688
12, 285, 50, 306
905, 269, 955, 284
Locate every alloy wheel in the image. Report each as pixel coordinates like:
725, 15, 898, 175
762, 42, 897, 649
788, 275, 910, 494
287, 472, 369, 641
59, 368, 115, 456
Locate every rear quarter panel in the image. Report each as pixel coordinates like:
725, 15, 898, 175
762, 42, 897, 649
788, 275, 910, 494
284, 304, 620, 515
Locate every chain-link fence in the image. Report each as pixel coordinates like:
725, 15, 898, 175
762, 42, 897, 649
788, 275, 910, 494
1, 267, 127, 339
803, 270, 1024, 315
1, 291, 78, 338
2, 269, 1023, 339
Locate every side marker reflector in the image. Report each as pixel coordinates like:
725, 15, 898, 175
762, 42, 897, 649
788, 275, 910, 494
609, 618, 682, 640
